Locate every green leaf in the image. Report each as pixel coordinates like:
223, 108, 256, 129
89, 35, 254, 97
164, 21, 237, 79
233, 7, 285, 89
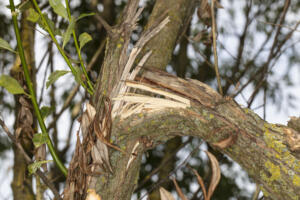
69, 58, 80, 64
76, 12, 95, 21
28, 160, 52, 175
0, 38, 17, 53
27, 8, 40, 23
32, 133, 48, 148
40, 106, 53, 120
49, 0, 68, 20
46, 70, 70, 89
62, 17, 75, 49
17, 0, 31, 12
44, 13, 62, 35
79, 32, 92, 50
74, 66, 84, 86
36, 13, 61, 36
0, 75, 25, 95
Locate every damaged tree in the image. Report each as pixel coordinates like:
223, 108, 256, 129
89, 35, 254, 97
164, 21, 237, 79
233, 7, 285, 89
1, 0, 300, 200
61, 1, 300, 200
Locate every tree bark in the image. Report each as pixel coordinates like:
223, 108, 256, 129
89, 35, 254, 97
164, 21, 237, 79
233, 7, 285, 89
64, 0, 197, 199
110, 68, 300, 200
63, 0, 300, 200
139, 0, 196, 71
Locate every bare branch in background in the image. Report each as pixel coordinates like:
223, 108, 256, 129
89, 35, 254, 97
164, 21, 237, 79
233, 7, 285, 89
0, 118, 62, 200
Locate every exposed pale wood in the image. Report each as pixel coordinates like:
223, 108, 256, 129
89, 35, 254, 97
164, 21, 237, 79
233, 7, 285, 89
109, 68, 300, 200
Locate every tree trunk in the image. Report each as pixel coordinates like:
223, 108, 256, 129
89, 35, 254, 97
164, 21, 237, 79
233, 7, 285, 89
63, 0, 197, 199
110, 68, 300, 200
63, 0, 300, 200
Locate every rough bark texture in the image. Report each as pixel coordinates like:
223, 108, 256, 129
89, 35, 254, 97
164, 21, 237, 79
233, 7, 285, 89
149, 26, 191, 200
111, 68, 300, 200
64, 0, 197, 199
64, 1, 142, 199
139, 0, 196, 71
91, 0, 197, 199
63, 0, 300, 200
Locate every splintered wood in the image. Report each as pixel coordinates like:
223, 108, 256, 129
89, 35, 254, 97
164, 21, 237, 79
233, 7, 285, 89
112, 80, 191, 120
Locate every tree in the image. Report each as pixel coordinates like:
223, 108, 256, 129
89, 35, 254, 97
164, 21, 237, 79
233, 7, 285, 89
0, 0, 300, 199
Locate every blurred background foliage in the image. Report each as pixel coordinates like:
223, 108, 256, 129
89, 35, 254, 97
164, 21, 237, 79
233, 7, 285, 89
0, 0, 299, 199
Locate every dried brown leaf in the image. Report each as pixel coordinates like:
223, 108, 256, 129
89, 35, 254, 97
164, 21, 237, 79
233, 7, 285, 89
213, 0, 224, 9
94, 120, 127, 154
190, 31, 204, 42
19, 96, 31, 108
159, 187, 175, 200
205, 151, 221, 200
191, 168, 207, 200
91, 140, 113, 173
91, 143, 103, 163
212, 135, 234, 149
35, 144, 47, 172
86, 102, 96, 121
81, 103, 96, 138
81, 113, 90, 138
15, 127, 22, 140
19, 104, 33, 126
172, 178, 188, 200
198, 0, 211, 19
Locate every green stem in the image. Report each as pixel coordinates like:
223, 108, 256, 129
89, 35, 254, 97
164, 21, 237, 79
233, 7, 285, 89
9, 0, 67, 176
31, 0, 93, 95
65, 0, 94, 93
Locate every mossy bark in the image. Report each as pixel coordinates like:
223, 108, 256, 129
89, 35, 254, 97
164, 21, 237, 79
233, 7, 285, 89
65, 0, 300, 200
111, 69, 300, 200
148, 23, 191, 200
89, 0, 197, 199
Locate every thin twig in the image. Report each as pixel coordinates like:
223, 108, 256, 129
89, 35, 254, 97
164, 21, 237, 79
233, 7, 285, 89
211, 0, 223, 96
87, 40, 106, 71
38, 54, 50, 104
135, 138, 192, 191
0, 118, 62, 200
257, 20, 300, 33
36, 48, 48, 73
47, 84, 80, 131
65, 0, 95, 93
138, 141, 203, 200
10, 0, 67, 175
47, 40, 105, 131
94, 14, 113, 35
247, 0, 291, 107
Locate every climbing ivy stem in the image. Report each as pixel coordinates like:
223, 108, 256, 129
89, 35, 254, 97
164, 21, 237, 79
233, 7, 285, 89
31, 0, 93, 94
65, 0, 94, 93
9, 0, 68, 176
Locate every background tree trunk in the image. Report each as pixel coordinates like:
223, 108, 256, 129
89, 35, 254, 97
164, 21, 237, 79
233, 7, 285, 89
10, 6, 36, 200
